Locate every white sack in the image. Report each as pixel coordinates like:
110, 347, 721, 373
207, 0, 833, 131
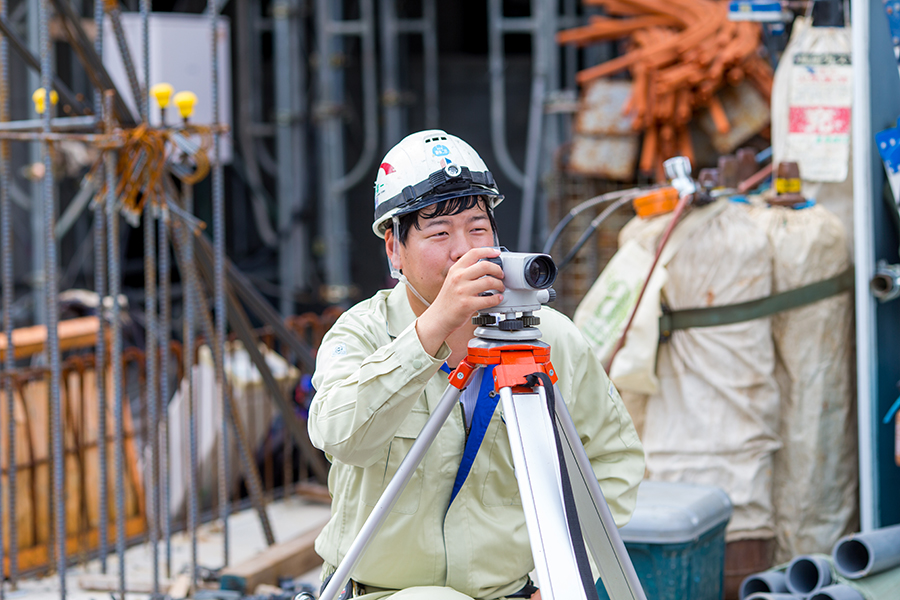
745, 201, 858, 562
624, 202, 782, 541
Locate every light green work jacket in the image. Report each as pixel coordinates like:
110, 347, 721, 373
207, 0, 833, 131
309, 283, 645, 599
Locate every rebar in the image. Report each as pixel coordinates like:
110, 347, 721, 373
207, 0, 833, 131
94, 12, 107, 579
0, 13, 91, 115
141, 0, 150, 124
143, 200, 159, 598
182, 180, 199, 593
165, 208, 276, 546
0, 0, 11, 593
40, 0, 65, 593
93, 170, 109, 576
210, 0, 229, 566
94, 0, 104, 116
104, 90, 127, 600
107, 1, 144, 121
159, 206, 172, 578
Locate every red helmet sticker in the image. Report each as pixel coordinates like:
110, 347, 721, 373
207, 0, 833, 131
380, 162, 396, 175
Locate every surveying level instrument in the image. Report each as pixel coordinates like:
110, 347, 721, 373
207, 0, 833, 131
317, 253, 647, 600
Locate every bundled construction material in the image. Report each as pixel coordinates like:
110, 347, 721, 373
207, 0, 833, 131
559, 0, 773, 178
616, 200, 781, 542
746, 201, 857, 563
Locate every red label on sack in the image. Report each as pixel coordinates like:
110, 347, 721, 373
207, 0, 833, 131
788, 106, 851, 135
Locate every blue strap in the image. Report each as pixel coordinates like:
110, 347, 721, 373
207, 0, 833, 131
449, 365, 497, 506
440, 363, 451, 374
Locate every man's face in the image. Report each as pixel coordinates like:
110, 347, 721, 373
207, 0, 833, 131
385, 204, 495, 306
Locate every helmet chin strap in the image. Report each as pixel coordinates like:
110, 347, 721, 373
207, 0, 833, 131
390, 217, 432, 308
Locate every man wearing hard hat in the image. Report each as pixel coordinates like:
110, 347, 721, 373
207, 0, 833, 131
308, 130, 645, 600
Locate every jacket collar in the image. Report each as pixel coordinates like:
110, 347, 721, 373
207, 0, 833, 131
385, 282, 416, 339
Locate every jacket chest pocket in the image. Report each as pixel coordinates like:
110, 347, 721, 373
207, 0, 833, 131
481, 417, 523, 507
362, 410, 429, 514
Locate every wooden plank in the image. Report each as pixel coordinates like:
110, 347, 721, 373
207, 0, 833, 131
167, 574, 192, 600
293, 482, 332, 505
0, 316, 100, 360
219, 520, 327, 593
78, 573, 172, 594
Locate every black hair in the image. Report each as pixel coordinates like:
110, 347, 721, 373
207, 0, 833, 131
396, 195, 498, 245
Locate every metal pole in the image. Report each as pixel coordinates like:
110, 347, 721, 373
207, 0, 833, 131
0, 0, 11, 593
488, 0, 526, 189
422, 0, 438, 128
28, 0, 44, 326
0, 0, 18, 591
94, 8, 107, 575
379, 0, 402, 147
209, 0, 229, 567
104, 90, 127, 600
143, 202, 159, 598
182, 180, 199, 592
40, 0, 65, 593
274, 0, 308, 317
316, 0, 378, 305
159, 207, 172, 579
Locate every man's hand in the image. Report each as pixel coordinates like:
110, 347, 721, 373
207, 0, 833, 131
415, 246, 505, 356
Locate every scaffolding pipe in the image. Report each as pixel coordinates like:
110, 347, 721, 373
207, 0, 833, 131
832, 524, 900, 579
379, 0, 439, 146
488, 0, 527, 188
274, 0, 308, 317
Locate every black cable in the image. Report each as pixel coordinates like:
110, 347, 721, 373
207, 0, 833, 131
525, 372, 600, 600
558, 195, 636, 271
542, 187, 643, 256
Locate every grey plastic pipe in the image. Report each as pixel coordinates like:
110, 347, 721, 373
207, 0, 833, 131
740, 570, 789, 600
832, 523, 900, 579
786, 555, 833, 595
809, 584, 865, 600
745, 594, 802, 600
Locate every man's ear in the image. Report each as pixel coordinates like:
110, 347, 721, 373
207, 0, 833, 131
384, 228, 402, 273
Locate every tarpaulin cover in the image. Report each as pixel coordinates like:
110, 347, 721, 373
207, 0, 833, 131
746, 201, 858, 563
617, 203, 781, 541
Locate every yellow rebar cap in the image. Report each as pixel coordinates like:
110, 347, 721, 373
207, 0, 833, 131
173, 91, 198, 119
150, 83, 175, 109
32, 88, 59, 114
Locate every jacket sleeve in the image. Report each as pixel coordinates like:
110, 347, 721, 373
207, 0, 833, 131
308, 312, 451, 468
554, 319, 645, 529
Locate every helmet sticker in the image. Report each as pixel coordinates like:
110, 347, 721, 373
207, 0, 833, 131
431, 144, 450, 156
379, 162, 395, 175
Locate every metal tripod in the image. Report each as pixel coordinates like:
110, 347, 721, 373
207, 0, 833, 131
317, 315, 647, 600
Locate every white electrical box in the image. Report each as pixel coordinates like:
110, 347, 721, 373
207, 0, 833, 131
102, 12, 233, 163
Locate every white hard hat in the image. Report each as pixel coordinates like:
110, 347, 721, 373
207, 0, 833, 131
372, 129, 503, 238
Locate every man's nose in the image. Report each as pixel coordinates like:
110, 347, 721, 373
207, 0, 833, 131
449, 232, 474, 262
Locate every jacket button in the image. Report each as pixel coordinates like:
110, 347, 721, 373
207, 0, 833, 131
412, 359, 423, 369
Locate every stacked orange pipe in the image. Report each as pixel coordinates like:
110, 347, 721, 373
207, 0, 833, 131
559, 0, 774, 180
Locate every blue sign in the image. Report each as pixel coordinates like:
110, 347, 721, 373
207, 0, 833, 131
432, 144, 450, 156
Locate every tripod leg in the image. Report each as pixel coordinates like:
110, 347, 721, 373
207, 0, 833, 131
552, 384, 647, 600
319, 382, 465, 600
500, 386, 592, 600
